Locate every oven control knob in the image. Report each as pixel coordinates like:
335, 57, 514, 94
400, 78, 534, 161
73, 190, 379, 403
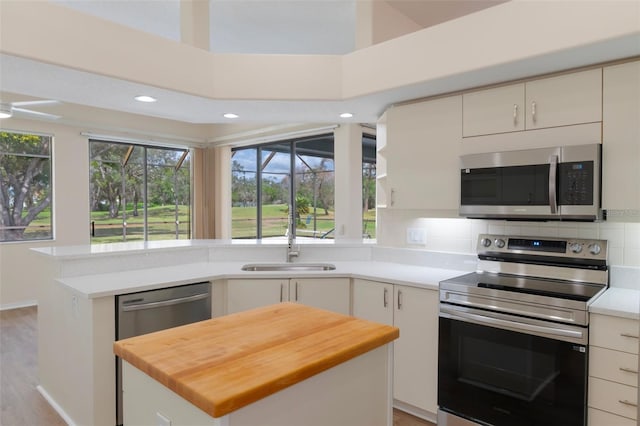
589, 243, 602, 255
494, 239, 506, 249
481, 238, 492, 247
570, 243, 583, 254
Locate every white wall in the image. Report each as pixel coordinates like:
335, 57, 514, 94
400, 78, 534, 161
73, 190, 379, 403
0, 119, 89, 308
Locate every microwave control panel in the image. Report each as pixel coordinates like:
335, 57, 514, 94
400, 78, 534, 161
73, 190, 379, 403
558, 161, 594, 205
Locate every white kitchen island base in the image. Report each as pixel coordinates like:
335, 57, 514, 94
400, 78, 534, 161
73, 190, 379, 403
123, 345, 392, 426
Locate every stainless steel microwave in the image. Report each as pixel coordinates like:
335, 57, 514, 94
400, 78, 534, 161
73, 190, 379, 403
459, 144, 602, 221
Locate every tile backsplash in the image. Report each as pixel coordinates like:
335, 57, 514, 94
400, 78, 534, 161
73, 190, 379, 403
377, 210, 640, 267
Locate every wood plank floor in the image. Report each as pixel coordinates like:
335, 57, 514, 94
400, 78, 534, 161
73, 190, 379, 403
0, 306, 66, 426
0, 306, 434, 426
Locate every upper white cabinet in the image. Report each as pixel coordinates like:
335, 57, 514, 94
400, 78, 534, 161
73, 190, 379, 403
525, 68, 602, 130
381, 95, 461, 211
463, 68, 602, 137
602, 60, 640, 212
463, 84, 525, 136
226, 278, 350, 315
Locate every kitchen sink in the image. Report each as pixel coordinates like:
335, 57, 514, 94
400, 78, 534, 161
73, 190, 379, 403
241, 263, 336, 272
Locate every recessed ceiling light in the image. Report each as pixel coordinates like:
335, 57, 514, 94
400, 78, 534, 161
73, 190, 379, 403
223, 113, 239, 119
134, 95, 157, 103
339, 112, 353, 118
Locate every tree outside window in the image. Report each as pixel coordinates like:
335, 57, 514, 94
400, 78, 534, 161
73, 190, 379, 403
89, 140, 191, 243
0, 131, 53, 242
231, 135, 336, 240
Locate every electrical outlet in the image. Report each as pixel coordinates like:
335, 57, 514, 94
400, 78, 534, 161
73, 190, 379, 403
156, 412, 171, 426
406, 228, 427, 245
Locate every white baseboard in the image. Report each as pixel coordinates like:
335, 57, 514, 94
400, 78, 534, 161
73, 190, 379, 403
0, 300, 37, 311
37, 385, 75, 426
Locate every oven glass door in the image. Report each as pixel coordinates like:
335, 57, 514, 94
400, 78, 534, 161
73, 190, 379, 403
438, 316, 587, 426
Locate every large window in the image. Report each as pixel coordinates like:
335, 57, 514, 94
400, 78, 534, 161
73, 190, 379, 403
362, 134, 376, 239
0, 131, 53, 242
89, 140, 191, 243
231, 135, 335, 239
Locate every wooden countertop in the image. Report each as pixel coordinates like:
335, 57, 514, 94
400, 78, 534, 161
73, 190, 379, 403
113, 303, 399, 418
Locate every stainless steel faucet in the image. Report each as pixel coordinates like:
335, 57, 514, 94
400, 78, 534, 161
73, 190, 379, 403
286, 207, 299, 263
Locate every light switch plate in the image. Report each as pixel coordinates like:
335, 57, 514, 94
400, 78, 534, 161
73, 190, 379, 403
406, 228, 427, 245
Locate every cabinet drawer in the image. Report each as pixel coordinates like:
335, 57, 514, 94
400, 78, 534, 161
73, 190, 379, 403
588, 407, 635, 426
588, 377, 638, 420
590, 314, 639, 354
590, 346, 639, 386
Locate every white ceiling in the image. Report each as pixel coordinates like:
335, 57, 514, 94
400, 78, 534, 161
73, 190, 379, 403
48, 0, 505, 56
1, 0, 637, 127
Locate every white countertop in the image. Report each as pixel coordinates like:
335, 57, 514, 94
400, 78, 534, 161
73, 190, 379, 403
41, 241, 640, 319
56, 260, 468, 299
589, 287, 640, 320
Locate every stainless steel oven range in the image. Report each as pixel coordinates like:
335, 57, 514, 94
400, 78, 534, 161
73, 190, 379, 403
438, 234, 608, 426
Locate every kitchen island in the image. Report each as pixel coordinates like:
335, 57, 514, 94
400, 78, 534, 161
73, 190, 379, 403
113, 302, 399, 426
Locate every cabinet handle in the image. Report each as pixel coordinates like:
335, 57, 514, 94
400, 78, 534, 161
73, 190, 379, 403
619, 367, 639, 374
620, 333, 639, 339
513, 104, 518, 125
383, 288, 388, 308
531, 101, 537, 123
295, 282, 299, 301
390, 189, 395, 207
280, 284, 284, 302
618, 399, 638, 407
397, 290, 403, 310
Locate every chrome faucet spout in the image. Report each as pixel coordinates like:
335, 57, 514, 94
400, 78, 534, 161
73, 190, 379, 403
286, 206, 299, 263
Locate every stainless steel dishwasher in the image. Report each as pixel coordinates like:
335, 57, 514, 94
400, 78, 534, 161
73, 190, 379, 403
115, 282, 211, 426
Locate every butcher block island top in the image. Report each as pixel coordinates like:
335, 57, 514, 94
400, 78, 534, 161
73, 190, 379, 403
113, 302, 399, 419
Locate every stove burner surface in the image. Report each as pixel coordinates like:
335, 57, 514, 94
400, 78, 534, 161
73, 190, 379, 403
446, 272, 605, 303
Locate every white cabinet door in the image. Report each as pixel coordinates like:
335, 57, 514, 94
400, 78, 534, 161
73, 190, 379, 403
602, 60, 640, 211
352, 279, 393, 326
227, 279, 287, 314
393, 285, 438, 414
227, 278, 351, 316
352, 280, 439, 416
525, 68, 602, 130
462, 68, 602, 139
463, 83, 525, 137
384, 95, 462, 211
291, 278, 351, 315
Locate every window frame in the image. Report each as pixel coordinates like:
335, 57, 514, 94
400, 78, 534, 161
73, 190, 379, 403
0, 130, 54, 243
89, 139, 192, 244
231, 134, 338, 240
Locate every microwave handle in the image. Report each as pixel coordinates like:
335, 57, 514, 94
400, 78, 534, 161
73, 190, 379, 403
549, 155, 558, 214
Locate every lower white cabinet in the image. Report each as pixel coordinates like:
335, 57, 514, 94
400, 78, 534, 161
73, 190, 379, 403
352, 279, 438, 418
226, 278, 350, 315
588, 313, 639, 426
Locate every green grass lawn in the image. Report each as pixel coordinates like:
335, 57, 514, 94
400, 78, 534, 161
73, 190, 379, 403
232, 204, 376, 239
23, 203, 375, 243
90, 205, 191, 243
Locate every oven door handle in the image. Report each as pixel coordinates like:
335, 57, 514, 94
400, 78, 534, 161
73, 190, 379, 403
441, 306, 584, 340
